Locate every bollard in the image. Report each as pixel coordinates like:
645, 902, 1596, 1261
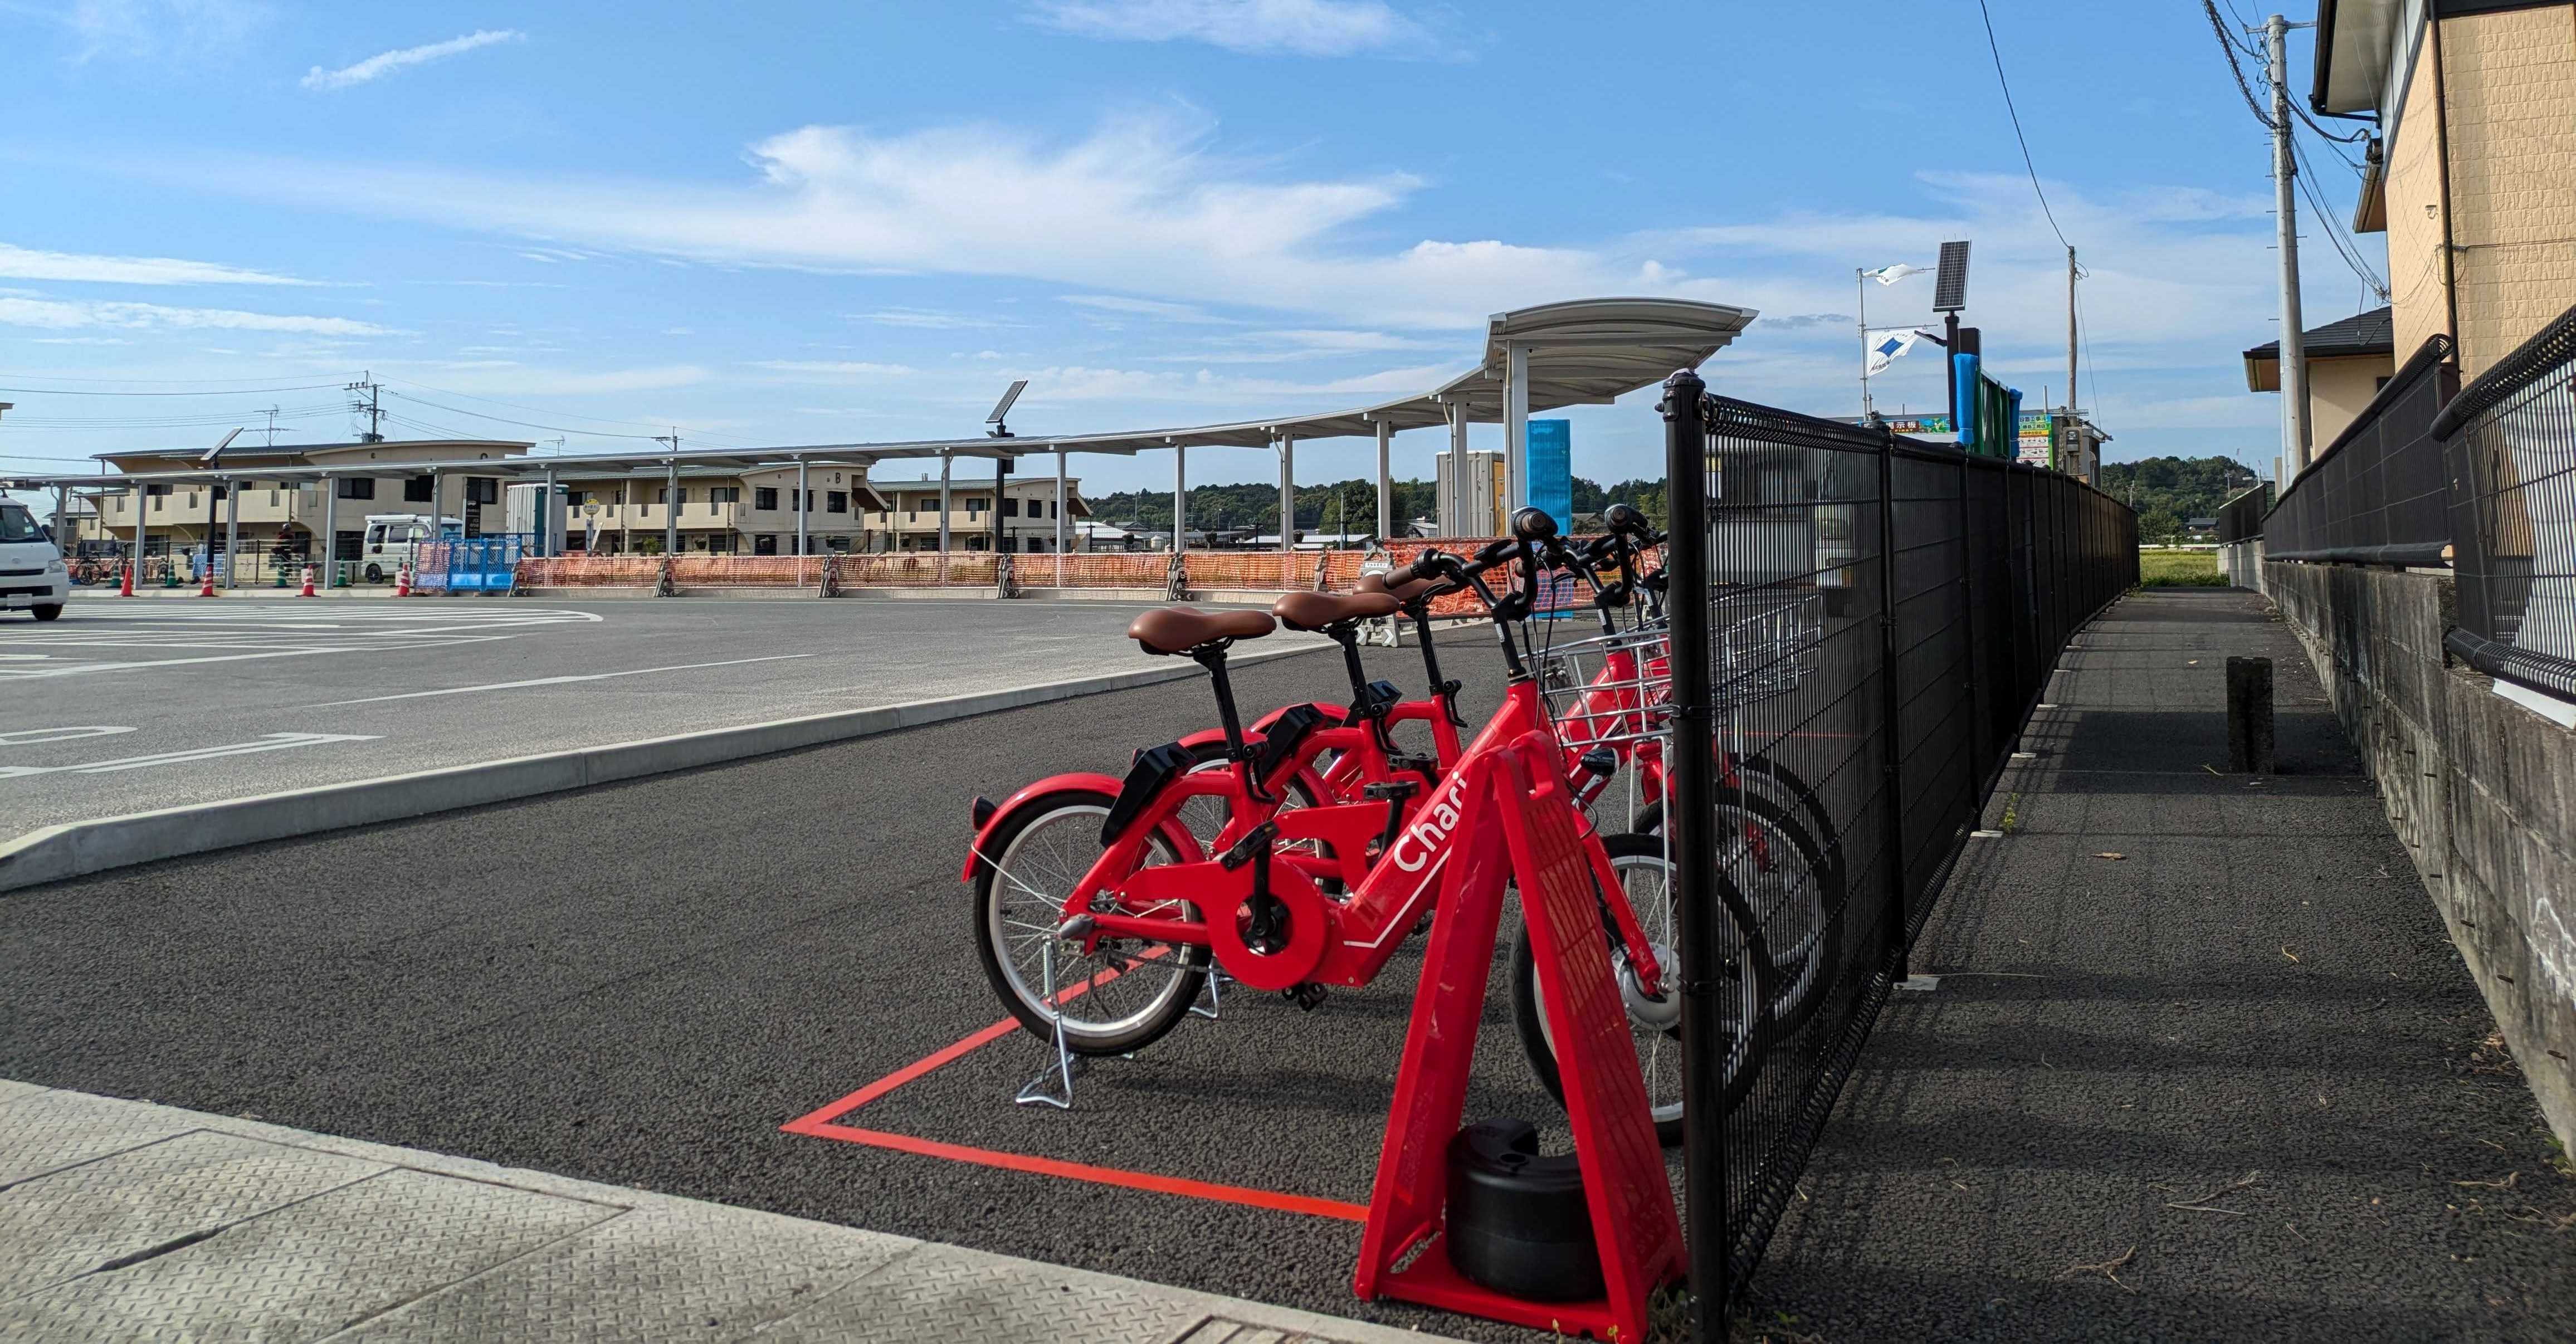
2226, 655, 2275, 774
394, 562, 412, 598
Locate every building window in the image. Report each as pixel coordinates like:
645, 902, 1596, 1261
710, 486, 740, 505
337, 478, 376, 500
826, 490, 848, 514
564, 490, 588, 507
1004, 497, 1020, 517
466, 477, 499, 505
755, 487, 778, 510
404, 476, 434, 502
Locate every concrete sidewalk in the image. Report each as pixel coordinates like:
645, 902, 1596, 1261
0, 1082, 1453, 1343
1757, 588, 2576, 1341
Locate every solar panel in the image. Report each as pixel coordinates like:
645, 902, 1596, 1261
1931, 241, 1972, 313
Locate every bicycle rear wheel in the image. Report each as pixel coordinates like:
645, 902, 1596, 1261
973, 790, 1209, 1056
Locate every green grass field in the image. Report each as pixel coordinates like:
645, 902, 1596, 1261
2139, 548, 2227, 587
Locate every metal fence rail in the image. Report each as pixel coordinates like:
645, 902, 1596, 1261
2438, 302, 2576, 698
2264, 334, 2458, 564
1661, 372, 2138, 1336
2216, 483, 2271, 543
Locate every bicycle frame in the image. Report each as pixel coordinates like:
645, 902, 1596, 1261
1058, 676, 1663, 997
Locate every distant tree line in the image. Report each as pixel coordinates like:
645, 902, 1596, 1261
1088, 476, 1672, 536
2096, 456, 2265, 544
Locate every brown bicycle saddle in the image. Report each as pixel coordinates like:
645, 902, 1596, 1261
1271, 589, 1400, 632
1355, 570, 1440, 604
1126, 605, 1278, 655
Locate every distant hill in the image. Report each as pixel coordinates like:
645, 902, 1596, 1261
2097, 456, 2265, 543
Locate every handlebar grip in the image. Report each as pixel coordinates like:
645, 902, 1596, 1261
1398, 549, 1456, 584
1603, 502, 1650, 537
1509, 506, 1559, 543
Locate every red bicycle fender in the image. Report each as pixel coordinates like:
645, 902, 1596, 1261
1253, 701, 1349, 731
960, 772, 1122, 881
961, 773, 1206, 881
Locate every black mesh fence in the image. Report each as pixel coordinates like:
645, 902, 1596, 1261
2263, 335, 2459, 564
2438, 302, 2576, 699
2216, 483, 2271, 543
1659, 373, 2138, 1337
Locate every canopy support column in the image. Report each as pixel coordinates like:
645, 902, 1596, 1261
1278, 434, 1296, 553
662, 460, 678, 556
320, 480, 335, 588
223, 476, 240, 588
1173, 445, 1187, 553
1374, 419, 1392, 544
540, 466, 558, 558
797, 459, 810, 556
938, 453, 953, 555
1504, 342, 1531, 514
134, 486, 145, 584
1446, 401, 1468, 537
1054, 449, 1068, 583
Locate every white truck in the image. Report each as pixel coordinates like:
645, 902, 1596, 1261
357, 513, 463, 584
0, 499, 70, 620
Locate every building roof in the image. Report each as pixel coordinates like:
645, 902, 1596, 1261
94, 439, 533, 465
2243, 306, 2396, 390
6, 297, 1754, 492
2312, 0, 2402, 117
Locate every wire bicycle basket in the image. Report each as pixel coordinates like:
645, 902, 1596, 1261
1533, 626, 1675, 749
1710, 586, 1822, 710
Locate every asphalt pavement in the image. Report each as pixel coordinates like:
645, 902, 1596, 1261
0, 597, 1313, 836
0, 637, 1585, 1342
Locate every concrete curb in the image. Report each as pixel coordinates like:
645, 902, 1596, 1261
0, 642, 1327, 894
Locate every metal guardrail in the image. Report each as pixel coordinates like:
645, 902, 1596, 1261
2263, 334, 2460, 565
2438, 303, 2576, 699
1660, 374, 2138, 1335
2216, 483, 2272, 543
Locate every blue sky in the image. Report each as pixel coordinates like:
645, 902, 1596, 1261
0, 0, 2388, 505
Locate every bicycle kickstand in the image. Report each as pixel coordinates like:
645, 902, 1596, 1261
1014, 940, 1085, 1109
1190, 967, 1227, 1021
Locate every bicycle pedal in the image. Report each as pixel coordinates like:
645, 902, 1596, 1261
1280, 982, 1329, 1012
1360, 780, 1419, 802
1217, 821, 1278, 871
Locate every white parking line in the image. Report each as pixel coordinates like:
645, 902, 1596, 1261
0, 726, 136, 747
0, 732, 379, 779
310, 654, 817, 707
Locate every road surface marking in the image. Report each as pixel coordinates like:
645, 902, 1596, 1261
0, 726, 136, 747
0, 732, 379, 779
311, 654, 817, 706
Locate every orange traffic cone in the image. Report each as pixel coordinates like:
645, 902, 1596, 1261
197, 556, 216, 598
119, 561, 134, 598
299, 564, 318, 598
394, 562, 412, 598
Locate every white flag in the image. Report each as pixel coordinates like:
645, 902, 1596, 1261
1864, 328, 1926, 377
1863, 263, 1929, 285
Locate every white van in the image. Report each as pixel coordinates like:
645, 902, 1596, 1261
0, 499, 70, 621
358, 513, 462, 583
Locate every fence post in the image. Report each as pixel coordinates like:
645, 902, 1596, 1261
1875, 427, 1912, 979
1658, 371, 1728, 1344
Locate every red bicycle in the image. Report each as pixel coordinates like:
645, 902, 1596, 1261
965, 513, 1778, 1135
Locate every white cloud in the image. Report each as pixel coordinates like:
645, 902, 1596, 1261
1060, 294, 1232, 322
0, 241, 311, 286
748, 360, 919, 379
59, 0, 269, 64
303, 28, 522, 91
852, 307, 1021, 329
1027, 0, 1436, 57
0, 296, 386, 335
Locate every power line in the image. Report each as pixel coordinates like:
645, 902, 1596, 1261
0, 382, 343, 398
2290, 135, 2391, 301
1974, 0, 2068, 248
374, 375, 762, 448
2203, 0, 2273, 128
383, 390, 667, 442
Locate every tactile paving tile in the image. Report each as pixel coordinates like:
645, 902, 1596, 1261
749, 1243, 1208, 1343
0, 1088, 199, 1189
337, 1198, 912, 1343
0, 1129, 384, 1295
0, 1081, 46, 1108
0, 1167, 618, 1342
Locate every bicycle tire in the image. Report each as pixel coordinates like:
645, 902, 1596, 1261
1508, 833, 1770, 1146
972, 789, 1209, 1056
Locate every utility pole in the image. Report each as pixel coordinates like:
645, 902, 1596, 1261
2065, 246, 2080, 476
347, 373, 384, 443
1856, 268, 1872, 417
2260, 13, 2313, 479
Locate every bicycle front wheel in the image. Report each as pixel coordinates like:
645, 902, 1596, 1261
973, 790, 1210, 1056
1509, 832, 1765, 1146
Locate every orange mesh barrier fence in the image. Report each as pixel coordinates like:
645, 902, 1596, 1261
668, 556, 826, 587
832, 552, 999, 588
516, 556, 662, 587
1036, 553, 1173, 588
1180, 552, 1316, 592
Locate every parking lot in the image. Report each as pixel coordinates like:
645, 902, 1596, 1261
0, 597, 1318, 838
0, 642, 1583, 1342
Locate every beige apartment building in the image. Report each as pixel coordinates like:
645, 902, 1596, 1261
865, 475, 1092, 553
2320, 0, 2576, 377
2244, 306, 2398, 447
555, 462, 882, 555
80, 439, 534, 563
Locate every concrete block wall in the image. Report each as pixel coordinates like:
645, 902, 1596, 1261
2267, 560, 2576, 1150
